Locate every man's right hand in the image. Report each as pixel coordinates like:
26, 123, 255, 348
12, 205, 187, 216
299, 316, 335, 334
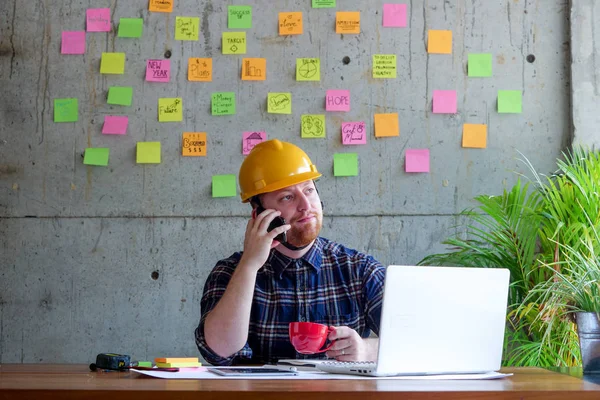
240, 209, 290, 271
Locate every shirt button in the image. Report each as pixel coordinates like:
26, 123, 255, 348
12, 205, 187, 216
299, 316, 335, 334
300, 317, 306, 322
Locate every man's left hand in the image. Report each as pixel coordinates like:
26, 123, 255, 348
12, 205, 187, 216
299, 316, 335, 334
325, 326, 378, 362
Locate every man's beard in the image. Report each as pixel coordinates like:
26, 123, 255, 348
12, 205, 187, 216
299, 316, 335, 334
286, 214, 322, 247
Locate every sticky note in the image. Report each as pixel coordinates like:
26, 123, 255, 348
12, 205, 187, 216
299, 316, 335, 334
242, 58, 266, 81
158, 98, 183, 122
102, 116, 128, 135
428, 30, 452, 54
462, 124, 487, 148
61, 31, 85, 54
406, 149, 430, 173
83, 148, 109, 166
222, 32, 246, 54
279, 12, 303, 35
107, 86, 133, 106
228, 6, 252, 29
312, 0, 336, 8
468, 53, 492, 77
146, 59, 170, 82
373, 54, 397, 78
212, 92, 236, 116
383, 4, 407, 27
175, 17, 199, 40
118, 18, 143, 38
342, 122, 366, 145
212, 175, 237, 198
268, 93, 292, 114
136, 362, 153, 368
86, 8, 111, 32
188, 58, 212, 82
326, 90, 350, 112
243, 131, 266, 155
149, 0, 173, 13
432, 90, 457, 114
498, 90, 522, 113
336, 12, 360, 34
296, 58, 320, 81
374, 113, 399, 137
334, 153, 358, 177
54, 98, 78, 122
137, 142, 161, 164
301, 115, 326, 138
182, 132, 207, 156
100, 52, 125, 74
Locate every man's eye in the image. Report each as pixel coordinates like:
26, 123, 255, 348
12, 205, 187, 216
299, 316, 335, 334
281, 195, 293, 201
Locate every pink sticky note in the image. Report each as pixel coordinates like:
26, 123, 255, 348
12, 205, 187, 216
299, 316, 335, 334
61, 31, 86, 54
432, 90, 457, 114
102, 116, 129, 135
342, 122, 366, 145
326, 90, 351, 112
405, 149, 430, 173
146, 60, 171, 82
86, 8, 111, 32
242, 131, 267, 155
383, 4, 407, 27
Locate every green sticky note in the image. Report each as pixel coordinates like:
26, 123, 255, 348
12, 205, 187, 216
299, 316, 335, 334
228, 6, 252, 29
54, 98, 78, 122
334, 153, 358, 177
498, 90, 522, 113
212, 174, 237, 198
100, 52, 126, 74
268, 93, 292, 114
107, 86, 133, 106
136, 142, 161, 164
468, 53, 492, 77
83, 148, 109, 166
212, 92, 236, 116
136, 361, 152, 367
296, 58, 321, 81
312, 0, 336, 8
301, 114, 326, 138
118, 18, 143, 38
222, 32, 246, 54
175, 17, 199, 41
158, 98, 183, 122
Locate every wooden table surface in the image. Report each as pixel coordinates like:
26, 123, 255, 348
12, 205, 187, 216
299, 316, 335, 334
1, 364, 600, 400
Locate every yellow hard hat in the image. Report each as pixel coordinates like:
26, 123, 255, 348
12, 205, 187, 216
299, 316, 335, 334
239, 139, 321, 202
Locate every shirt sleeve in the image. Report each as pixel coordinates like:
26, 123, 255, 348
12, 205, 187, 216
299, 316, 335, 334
361, 257, 386, 336
194, 256, 254, 366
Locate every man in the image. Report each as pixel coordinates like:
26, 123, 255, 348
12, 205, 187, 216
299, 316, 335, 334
195, 139, 385, 365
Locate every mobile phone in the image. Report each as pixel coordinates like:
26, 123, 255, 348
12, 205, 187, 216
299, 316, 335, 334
209, 367, 298, 376
256, 205, 287, 243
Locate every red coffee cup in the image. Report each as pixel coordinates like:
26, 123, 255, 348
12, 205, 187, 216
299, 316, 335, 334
289, 322, 335, 354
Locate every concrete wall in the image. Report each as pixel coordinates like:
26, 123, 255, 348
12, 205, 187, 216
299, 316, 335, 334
0, 0, 572, 363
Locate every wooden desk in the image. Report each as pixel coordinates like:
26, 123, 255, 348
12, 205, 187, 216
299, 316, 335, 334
1, 364, 599, 400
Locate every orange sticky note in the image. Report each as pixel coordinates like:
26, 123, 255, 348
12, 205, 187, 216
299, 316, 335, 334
149, 0, 173, 13
428, 30, 452, 54
336, 12, 361, 34
462, 124, 487, 148
242, 58, 266, 81
188, 58, 212, 82
182, 132, 207, 156
279, 12, 303, 35
374, 113, 399, 137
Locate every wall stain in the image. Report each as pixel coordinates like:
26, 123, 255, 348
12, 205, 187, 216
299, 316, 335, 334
201, 1, 214, 56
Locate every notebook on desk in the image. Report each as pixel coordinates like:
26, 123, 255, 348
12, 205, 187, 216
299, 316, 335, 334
317, 265, 510, 377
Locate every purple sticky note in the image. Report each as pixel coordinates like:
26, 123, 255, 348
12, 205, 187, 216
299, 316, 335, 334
326, 90, 351, 112
342, 122, 367, 145
405, 149, 430, 173
383, 4, 407, 28
146, 60, 171, 83
242, 131, 267, 155
102, 116, 129, 135
433, 90, 457, 114
61, 31, 86, 54
86, 8, 111, 32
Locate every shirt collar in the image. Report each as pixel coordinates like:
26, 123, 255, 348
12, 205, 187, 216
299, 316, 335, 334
267, 237, 324, 279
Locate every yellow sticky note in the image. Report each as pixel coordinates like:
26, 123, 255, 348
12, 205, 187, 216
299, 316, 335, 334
279, 12, 303, 35
296, 58, 320, 81
222, 32, 246, 54
149, 0, 173, 13
268, 93, 292, 114
336, 12, 360, 34
188, 58, 212, 81
373, 54, 397, 78
100, 52, 125, 74
175, 17, 199, 41
428, 30, 452, 54
136, 142, 161, 164
301, 114, 326, 138
158, 98, 183, 122
242, 58, 266, 81
374, 113, 399, 137
462, 124, 487, 148
182, 132, 207, 156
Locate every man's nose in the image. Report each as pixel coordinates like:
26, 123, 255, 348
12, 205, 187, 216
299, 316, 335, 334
297, 192, 310, 211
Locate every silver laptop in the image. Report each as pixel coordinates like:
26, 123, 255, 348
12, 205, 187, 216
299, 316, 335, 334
317, 265, 510, 377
